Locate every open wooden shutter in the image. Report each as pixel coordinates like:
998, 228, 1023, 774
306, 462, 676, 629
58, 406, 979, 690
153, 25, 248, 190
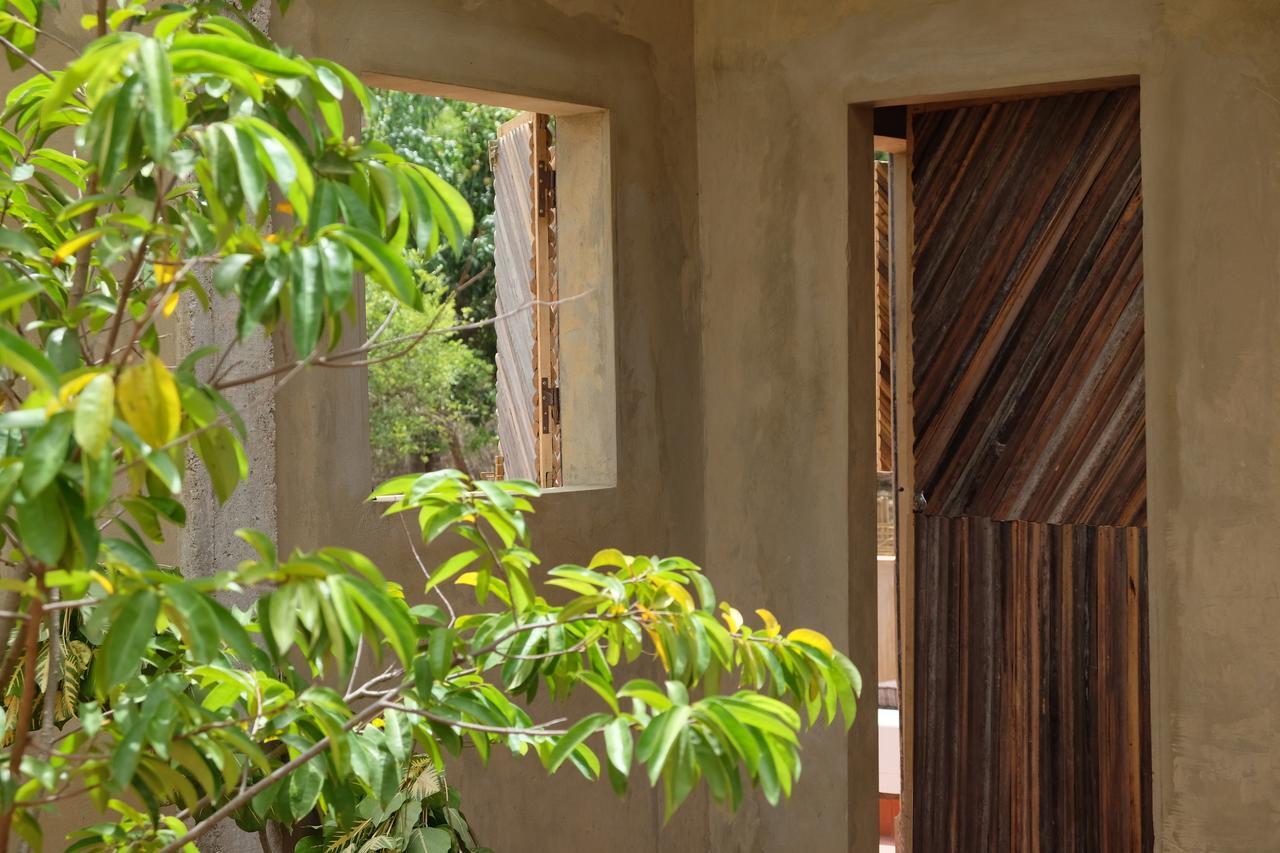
492, 112, 562, 487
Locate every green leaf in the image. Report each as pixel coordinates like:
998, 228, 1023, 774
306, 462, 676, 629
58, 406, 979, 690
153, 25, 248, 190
637, 705, 692, 785
547, 713, 609, 773
213, 253, 254, 296
73, 373, 115, 458
416, 166, 474, 254
97, 589, 160, 692
135, 39, 174, 159
289, 244, 322, 355
0, 327, 58, 393
345, 580, 416, 666
286, 751, 324, 821
326, 225, 418, 308
15, 484, 66, 565
21, 410, 72, 495
427, 626, 453, 683
168, 49, 264, 100
222, 124, 267, 215
267, 585, 297, 651
172, 34, 309, 77
194, 426, 247, 504
163, 583, 220, 663
142, 447, 182, 494
424, 549, 478, 595
235, 116, 313, 221
95, 75, 141, 186
407, 827, 454, 853
603, 716, 633, 776
312, 59, 369, 114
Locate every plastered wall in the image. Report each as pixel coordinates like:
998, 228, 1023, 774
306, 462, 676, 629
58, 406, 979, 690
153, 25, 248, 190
692, 1, 1280, 851
12, 0, 1280, 850
270, 1, 709, 851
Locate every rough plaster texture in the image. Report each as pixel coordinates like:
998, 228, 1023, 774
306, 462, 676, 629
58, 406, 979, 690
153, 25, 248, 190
9, 0, 1280, 850
269, 1, 707, 850
184, 7, 276, 850
692, 1, 1280, 851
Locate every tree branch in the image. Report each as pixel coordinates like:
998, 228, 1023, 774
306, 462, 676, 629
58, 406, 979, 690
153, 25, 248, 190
0, 34, 55, 80
157, 698, 392, 853
0, 588, 44, 853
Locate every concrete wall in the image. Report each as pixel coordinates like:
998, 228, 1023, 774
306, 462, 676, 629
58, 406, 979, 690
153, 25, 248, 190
13, 0, 1280, 850
269, 1, 708, 850
691, 2, 1280, 852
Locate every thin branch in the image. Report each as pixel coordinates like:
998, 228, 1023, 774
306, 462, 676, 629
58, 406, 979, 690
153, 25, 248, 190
157, 698, 392, 853
345, 638, 364, 697
212, 265, 507, 390
100, 234, 153, 368
44, 597, 97, 612
387, 705, 570, 738
399, 514, 454, 626
0, 588, 44, 853
0, 34, 55, 80
39, 590, 61, 731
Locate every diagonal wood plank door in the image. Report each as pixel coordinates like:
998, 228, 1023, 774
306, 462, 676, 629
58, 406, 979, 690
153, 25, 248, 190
909, 87, 1152, 852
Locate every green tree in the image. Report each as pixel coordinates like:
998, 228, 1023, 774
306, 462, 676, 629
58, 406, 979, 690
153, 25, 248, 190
0, 4, 860, 852
364, 90, 513, 363
366, 272, 496, 482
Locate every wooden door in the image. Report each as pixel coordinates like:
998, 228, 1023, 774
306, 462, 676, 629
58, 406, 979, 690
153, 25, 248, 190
909, 87, 1151, 852
493, 113, 562, 486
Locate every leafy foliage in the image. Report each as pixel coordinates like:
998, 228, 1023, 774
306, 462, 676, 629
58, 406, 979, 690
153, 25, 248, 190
0, 3, 860, 852
365, 268, 496, 483
364, 90, 514, 363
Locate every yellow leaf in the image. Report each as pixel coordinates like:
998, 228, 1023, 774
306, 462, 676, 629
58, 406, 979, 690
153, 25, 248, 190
52, 228, 106, 265
588, 548, 628, 571
91, 570, 114, 593
162, 291, 180, 318
661, 580, 694, 612
117, 353, 181, 447
756, 608, 781, 638
275, 201, 294, 215
57, 372, 98, 407
719, 602, 743, 633
787, 628, 835, 657
154, 259, 180, 286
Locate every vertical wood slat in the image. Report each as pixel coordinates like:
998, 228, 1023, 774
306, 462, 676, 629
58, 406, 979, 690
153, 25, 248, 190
875, 159, 893, 474
532, 115, 563, 488
494, 113, 563, 487
493, 114, 538, 482
913, 517, 1150, 852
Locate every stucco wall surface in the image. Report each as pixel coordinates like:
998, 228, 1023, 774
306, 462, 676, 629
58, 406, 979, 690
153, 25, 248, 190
692, 0, 1280, 851
270, 1, 708, 851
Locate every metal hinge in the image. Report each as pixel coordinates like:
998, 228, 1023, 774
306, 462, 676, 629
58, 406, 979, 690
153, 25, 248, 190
536, 160, 556, 218
540, 378, 560, 433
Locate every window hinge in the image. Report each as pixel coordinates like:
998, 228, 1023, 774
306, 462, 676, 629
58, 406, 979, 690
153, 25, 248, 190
540, 378, 560, 433
536, 160, 556, 218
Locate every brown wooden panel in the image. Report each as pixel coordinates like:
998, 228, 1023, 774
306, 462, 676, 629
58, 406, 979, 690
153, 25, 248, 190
911, 88, 1145, 527
908, 88, 1151, 852
875, 160, 893, 474
913, 516, 1151, 853
494, 115, 537, 481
